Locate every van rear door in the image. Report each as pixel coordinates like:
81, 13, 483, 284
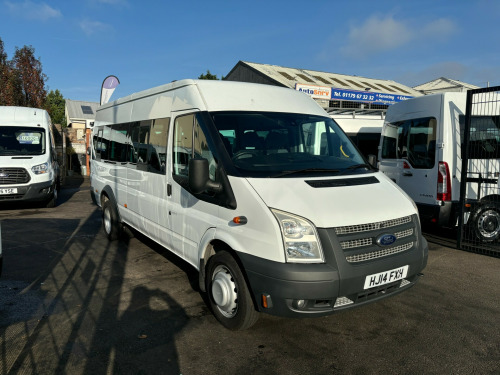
379, 117, 439, 205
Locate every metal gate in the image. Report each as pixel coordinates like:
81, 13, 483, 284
457, 86, 500, 255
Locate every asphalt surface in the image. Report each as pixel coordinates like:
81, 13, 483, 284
0, 176, 499, 375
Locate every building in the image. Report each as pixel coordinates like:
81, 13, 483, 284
65, 100, 99, 175
413, 77, 480, 95
224, 61, 422, 115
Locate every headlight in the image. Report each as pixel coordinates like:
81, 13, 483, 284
271, 208, 324, 263
32, 162, 49, 174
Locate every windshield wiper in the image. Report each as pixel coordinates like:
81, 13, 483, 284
270, 168, 340, 178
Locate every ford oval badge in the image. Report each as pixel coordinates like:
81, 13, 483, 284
376, 234, 397, 246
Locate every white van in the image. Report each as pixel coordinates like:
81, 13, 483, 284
332, 113, 384, 158
0, 106, 60, 207
378, 92, 500, 242
90, 80, 428, 330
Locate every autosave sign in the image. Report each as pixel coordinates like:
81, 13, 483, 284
295, 84, 331, 100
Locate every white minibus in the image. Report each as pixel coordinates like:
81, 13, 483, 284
0, 106, 60, 207
378, 92, 500, 242
90, 80, 428, 330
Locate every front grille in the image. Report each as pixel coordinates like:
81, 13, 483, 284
0, 168, 30, 184
345, 242, 413, 263
334, 215, 417, 263
335, 215, 412, 235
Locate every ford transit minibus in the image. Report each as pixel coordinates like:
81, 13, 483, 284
90, 80, 428, 330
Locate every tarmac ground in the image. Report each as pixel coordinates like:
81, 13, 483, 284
1, 176, 499, 374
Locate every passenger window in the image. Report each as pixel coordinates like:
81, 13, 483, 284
109, 123, 129, 163
194, 117, 217, 180
130, 121, 150, 169
148, 118, 169, 174
459, 115, 500, 159
101, 126, 111, 160
173, 115, 193, 177
173, 114, 217, 182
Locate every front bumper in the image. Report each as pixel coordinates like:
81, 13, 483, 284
238, 214, 428, 318
0, 180, 54, 203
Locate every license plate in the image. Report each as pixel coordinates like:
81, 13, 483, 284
364, 265, 409, 289
0, 188, 17, 195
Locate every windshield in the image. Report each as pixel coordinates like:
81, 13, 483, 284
211, 112, 367, 177
0, 126, 46, 156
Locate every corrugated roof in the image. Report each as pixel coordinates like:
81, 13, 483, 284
65, 100, 99, 120
238, 61, 422, 97
413, 77, 479, 92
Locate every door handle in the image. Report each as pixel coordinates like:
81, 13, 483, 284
402, 171, 413, 176
167, 183, 172, 196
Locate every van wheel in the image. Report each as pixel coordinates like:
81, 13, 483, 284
206, 251, 259, 330
102, 199, 120, 241
45, 182, 59, 208
470, 202, 500, 243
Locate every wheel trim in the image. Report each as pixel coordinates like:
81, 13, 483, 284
477, 209, 500, 239
211, 265, 238, 318
103, 207, 112, 234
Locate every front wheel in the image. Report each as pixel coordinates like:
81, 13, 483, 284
470, 202, 500, 243
205, 251, 259, 330
45, 181, 59, 208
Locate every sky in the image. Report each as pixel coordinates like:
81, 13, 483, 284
1, 0, 499, 103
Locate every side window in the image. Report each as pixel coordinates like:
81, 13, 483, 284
131, 121, 151, 170
382, 118, 436, 168
459, 115, 500, 159
173, 113, 217, 181
194, 116, 217, 180
101, 126, 111, 160
173, 114, 193, 178
109, 123, 129, 163
148, 118, 169, 174
381, 124, 398, 159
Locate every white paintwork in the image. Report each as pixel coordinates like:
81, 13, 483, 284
0, 106, 58, 194
378, 92, 500, 214
91, 80, 419, 271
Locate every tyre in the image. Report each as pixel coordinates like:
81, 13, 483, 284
102, 198, 121, 241
205, 251, 259, 330
45, 181, 59, 208
470, 202, 500, 243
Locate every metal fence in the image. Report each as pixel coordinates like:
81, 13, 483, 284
457, 86, 500, 256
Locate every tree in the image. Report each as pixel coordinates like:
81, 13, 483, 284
12, 45, 47, 108
0, 38, 24, 106
198, 70, 224, 80
45, 89, 67, 127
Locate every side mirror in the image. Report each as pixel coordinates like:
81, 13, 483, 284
188, 158, 223, 194
367, 154, 377, 168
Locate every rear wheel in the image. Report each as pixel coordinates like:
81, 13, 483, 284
102, 198, 120, 241
205, 251, 259, 330
470, 202, 500, 243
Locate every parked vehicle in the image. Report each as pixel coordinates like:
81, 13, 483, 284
332, 112, 383, 158
378, 92, 500, 242
90, 80, 428, 330
0, 106, 60, 207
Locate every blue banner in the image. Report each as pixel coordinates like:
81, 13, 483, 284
330, 88, 412, 104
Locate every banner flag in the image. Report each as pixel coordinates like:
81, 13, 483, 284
100, 75, 120, 105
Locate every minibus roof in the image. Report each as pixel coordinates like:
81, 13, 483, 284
97, 79, 327, 116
